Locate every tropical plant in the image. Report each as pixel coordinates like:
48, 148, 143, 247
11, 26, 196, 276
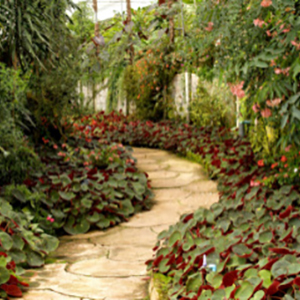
0, 0, 77, 70
191, 0, 300, 152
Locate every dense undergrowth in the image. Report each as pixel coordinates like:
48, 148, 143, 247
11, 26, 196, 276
0, 115, 153, 298
1, 111, 299, 299
74, 111, 300, 300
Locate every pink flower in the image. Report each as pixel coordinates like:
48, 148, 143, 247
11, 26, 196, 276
261, 0, 272, 7
274, 68, 282, 74
53, 144, 58, 149
266, 30, 272, 37
253, 19, 265, 28
205, 22, 214, 32
47, 216, 55, 223
291, 40, 300, 50
266, 98, 282, 107
252, 103, 260, 113
261, 108, 272, 118
229, 81, 245, 99
250, 180, 260, 187
285, 145, 292, 152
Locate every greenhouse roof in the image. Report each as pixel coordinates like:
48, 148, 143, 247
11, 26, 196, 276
72, 0, 155, 21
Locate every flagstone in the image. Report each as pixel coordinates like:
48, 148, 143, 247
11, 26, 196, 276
20, 290, 86, 300
179, 192, 219, 210
146, 170, 179, 179
68, 257, 147, 277
107, 245, 153, 261
90, 226, 160, 247
50, 240, 108, 263
26, 263, 147, 300
183, 179, 218, 193
153, 188, 192, 201
122, 202, 183, 227
151, 172, 206, 188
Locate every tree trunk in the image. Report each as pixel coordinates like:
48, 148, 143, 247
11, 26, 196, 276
126, 0, 134, 115
168, 0, 175, 44
93, 0, 99, 56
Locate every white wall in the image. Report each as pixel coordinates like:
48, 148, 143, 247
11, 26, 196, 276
79, 73, 199, 115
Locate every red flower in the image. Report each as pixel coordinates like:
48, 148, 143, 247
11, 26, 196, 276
257, 159, 264, 167
271, 162, 278, 169
281, 155, 287, 163
42, 137, 49, 144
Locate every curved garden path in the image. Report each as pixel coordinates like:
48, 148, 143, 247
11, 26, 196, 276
20, 148, 219, 300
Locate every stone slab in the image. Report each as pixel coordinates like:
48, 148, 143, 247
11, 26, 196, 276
122, 202, 182, 228
146, 170, 179, 179
68, 257, 147, 277
50, 240, 107, 263
183, 179, 218, 193
179, 192, 219, 210
108, 245, 153, 262
91, 226, 161, 247
153, 188, 192, 201
26, 264, 147, 300
151, 173, 206, 189
20, 290, 86, 300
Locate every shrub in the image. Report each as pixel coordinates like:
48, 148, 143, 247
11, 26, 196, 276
190, 80, 235, 128
0, 64, 41, 185
192, 0, 300, 152
0, 197, 59, 298
3, 136, 154, 236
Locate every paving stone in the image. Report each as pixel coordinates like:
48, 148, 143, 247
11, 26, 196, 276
91, 226, 161, 247
50, 240, 108, 263
146, 170, 179, 179
122, 202, 183, 228
136, 163, 169, 172
20, 290, 84, 300
179, 192, 219, 210
159, 158, 203, 173
68, 257, 147, 277
153, 188, 192, 201
26, 264, 147, 300
151, 172, 206, 189
183, 179, 218, 193
108, 245, 153, 261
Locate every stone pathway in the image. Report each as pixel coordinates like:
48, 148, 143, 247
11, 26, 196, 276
20, 148, 218, 300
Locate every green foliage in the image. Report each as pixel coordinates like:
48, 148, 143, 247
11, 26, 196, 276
68, 1, 94, 43
0, 0, 77, 70
190, 80, 235, 128
5, 136, 154, 235
132, 42, 182, 120
0, 146, 41, 186
70, 112, 300, 299
0, 65, 40, 185
0, 196, 59, 298
191, 0, 300, 151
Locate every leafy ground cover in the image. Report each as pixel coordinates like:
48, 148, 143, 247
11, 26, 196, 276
1, 110, 299, 299
74, 111, 300, 300
0, 116, 153, 298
